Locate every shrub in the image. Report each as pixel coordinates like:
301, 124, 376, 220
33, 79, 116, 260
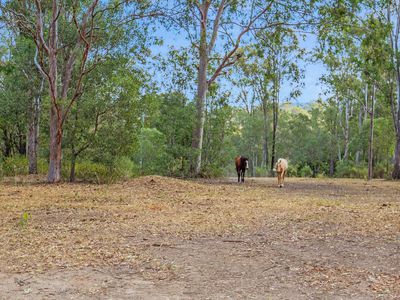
62, 161, 108, 183
286, 164, 298, 177
2, 156, 28, 176
299, 165, 313, 177
75, 161, 110, 184
255, 167, 267, 177
167, 157, 190, 177
37, 159, 49, 175
373, 162, 393, 179
112, 156, 136, 180
335, 161, 368, 179
201, 164, 224, 178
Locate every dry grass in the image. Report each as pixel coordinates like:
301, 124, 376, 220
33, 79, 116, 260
0, 175, 399, 278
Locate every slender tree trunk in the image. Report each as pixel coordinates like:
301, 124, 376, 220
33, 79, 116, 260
329, 154, 335, 177
191, 25, 208, 176
355, 104, 363, 164
270, 101, 277, 172
27, 79, 43, 174
17, 129, 26, 155
343, 99, 350, 160
2, 129, 13, 157
393, 137, 400, 178
270, 79, 279, 172
368, 85, 375, 181
27, 110, 39, 174
47, 0, 63, 183
261, 96, 269, 169
48, 106, 63, 183
337, 99, 342, 161
70, 153, 77, 183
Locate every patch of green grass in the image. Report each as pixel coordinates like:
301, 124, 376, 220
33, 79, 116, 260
18, 211, 30, 228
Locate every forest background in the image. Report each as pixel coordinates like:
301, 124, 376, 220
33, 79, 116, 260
0, 0, 399, 183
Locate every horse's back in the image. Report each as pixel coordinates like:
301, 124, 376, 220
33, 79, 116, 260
277, 158, 288, 170
235, 156, 241, 169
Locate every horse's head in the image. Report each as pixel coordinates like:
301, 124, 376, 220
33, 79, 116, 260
244, 157, 249, 169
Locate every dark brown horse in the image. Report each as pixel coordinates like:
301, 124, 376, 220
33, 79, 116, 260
235, 156, 249, 183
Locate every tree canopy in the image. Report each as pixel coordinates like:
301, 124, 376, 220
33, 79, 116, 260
0, 0, 399, 181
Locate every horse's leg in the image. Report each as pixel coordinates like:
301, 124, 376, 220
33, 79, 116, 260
242, 170, 245, 183
282, 170, 285, 187
237, 170, 240, 183
277, 172, 282, 187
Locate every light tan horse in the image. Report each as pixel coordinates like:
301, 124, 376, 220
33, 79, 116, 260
275, 158, 288, 188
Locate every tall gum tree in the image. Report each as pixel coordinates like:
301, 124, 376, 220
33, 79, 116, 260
0, 0, 160, 182
164, 0, 310, 175
385, 0, 400, 179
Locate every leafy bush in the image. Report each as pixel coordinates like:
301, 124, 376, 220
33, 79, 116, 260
76, 161, 111, 183
286, 164, 298, 177
201, 164, 224, 178
255, 167, 267, 177
112, 156, 136, 180
62, 161, 108, 183
299, 165, 313, 177
373, 162, 393, 179
2, 156, 28, 176
335, 161, 368, 179
37, 158, 49, 174
136, 128, 170, 175
167, 157, 190, 177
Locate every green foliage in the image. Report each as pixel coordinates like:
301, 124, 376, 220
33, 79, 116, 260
2, 156, 29, 176
113, 156, 137, 180
61, 161, 109, 184
335, 161, 368, 179
201, 164, 225, 178
136, 128, 170, 175
18, 211, 30, 228
286, 164, 298, 177
255, 167, 268, 177
373, 162, 393, 179
299, 165, 313, 177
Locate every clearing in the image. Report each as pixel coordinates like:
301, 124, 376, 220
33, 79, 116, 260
0, 176, 399, 299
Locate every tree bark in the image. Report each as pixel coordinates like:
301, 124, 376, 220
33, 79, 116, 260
48, 106, 63, 183
393, 137, 400, 179
191, 6, 208, 176
367, 85, 375, 181
2, 129, 13, 157
270, 78, 279, 172
270, 101, 277, 172
261, 95, 269, 169
343, 99, 350, 160
70, 153, 77, 183
46, 0, 63, 183
27, 79, 43, 174
355, 104, 363, 164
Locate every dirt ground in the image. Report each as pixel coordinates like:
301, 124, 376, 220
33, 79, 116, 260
0, 175, 399, 299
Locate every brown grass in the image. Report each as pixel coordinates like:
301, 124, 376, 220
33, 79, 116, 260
0, 175, 399, 276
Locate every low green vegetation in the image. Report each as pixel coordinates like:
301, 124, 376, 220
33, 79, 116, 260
0, 1, 399, 182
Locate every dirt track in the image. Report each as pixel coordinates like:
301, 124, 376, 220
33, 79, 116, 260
0, 176, 399, 299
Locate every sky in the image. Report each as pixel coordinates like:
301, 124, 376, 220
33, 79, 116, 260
283, 34, 328, 106
149, 24, 328, 107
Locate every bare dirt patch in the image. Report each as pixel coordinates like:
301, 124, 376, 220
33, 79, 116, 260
0, 176, 399, 299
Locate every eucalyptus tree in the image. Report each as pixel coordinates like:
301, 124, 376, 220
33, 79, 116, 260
64, 57, 145, 182
381, 0, 400, 179
0, 0, 159, 182
233, 27, 304, 172
163, 0, 311, 175
318, 0, 400, 179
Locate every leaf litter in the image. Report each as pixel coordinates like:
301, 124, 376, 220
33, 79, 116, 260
0, 176, 399, 298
